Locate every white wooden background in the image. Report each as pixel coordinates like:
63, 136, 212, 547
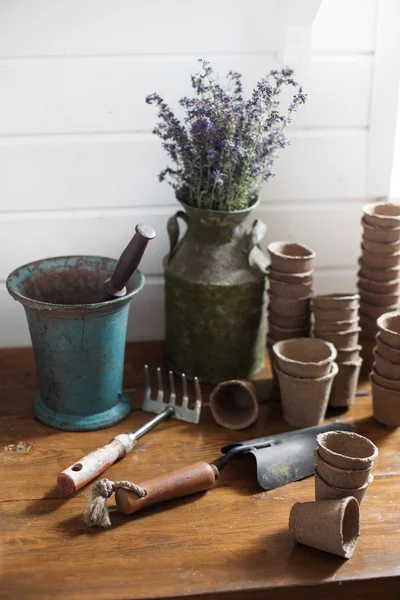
0, 0, 398, 346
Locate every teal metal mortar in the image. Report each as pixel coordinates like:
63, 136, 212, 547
7, 256, 145, 431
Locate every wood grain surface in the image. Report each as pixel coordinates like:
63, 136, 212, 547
1, 342, 400, 600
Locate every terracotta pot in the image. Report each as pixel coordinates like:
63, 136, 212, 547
268, 310, 311, 329
209, 380, 259, 430
359, 300, 398, 319
360, 247, 400, 269
268, 278, 313, 299
328, 358, 363, 407
363, 202, 400, 229
373, 350, 400, 379
358, 261, 400, 282
267, 242, 315, 274
268, 322, 310, 341
316, 430, 378, 470
371, 377, 400, 426
268, 268, 313, 284
375, 333, 400, 363
314, 319, 358, 333
276, 362, 338, 428
336, 346, 361, 362
315, 449, 371, 489
268, 294, 310, 318
358, 276, 400, 295
377, 311, 400, 349
362, 237, 400, 256
362, 216, 400, 243
312, 294, 360, 311
371, 368, 400, 391
289, 496, 359, 559
312, 306, 359, 322
273, 338, 336, 379
315, 469, 373, 504
359, 288, 400, 307
314, 328, 360, 349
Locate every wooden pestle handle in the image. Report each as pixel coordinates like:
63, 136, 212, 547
115, 462, 219, 515
104, 223, 155, 297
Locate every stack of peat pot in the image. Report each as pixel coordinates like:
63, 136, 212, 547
370, 311, 400, 426
358, 202, 400, 374
267, 242, 315, 371
312, 294, 362, 407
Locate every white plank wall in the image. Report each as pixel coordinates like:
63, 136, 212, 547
0, 0, 390, 347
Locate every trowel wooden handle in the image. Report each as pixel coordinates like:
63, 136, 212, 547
115, 462, 219, 515
104, 223, 155, 296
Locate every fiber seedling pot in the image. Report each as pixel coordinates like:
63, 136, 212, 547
371, 368, 400, 391
312, 294, 360, 311
315, 449, 371, 489
358, 261, 400, 282
268, 323, 310, 341
359, 325, 378, 341
315, 469, 373, 504
267, 242, 315, 274
336, 346, 362, 363
362, 237, 400, 256
314, 319, 359, 333
371, 377, 400, 427
360, 246, 400, 269
312, 306, 359, 322
269, 294, 310, 318
377, 311, 400, 349
315, 328, 360, 349
360, 288, 400, 307
373, 350, 400, 379
328, 358, 363, 408
276, 362, 338, 428
360, 336, 376, 376
289, 496, 359, 559
362, 216, 400, 243
360, 300, 398, 319
359, 313, 378, 330
363, 202, 400, 229
358, 275, 400, 295
268, 278, 313, 299
375, 333, 400, 363
209, 380, 259, 430
268, 310, 311, 329
268, 268, 313, 284
316, 430, 378, 470
273, 338, 337, 378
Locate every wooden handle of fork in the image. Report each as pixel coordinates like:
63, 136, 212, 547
115, 462, 218, 515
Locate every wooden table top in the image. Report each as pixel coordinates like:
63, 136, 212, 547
1, 342, 400, 600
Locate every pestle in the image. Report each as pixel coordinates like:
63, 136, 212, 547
104, 223, 156, 299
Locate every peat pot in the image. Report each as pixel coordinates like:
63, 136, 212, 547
164, 203, 267, 383
7, 256, 144, 431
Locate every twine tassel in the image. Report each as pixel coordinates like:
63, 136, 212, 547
83, 478, 146, 528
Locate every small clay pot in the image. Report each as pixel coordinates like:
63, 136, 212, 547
315, 449, 371, 489
377, 311, 400, 349
289, 496, 360, 559
375, 333, 400, 363
273, 338, 337, 379
268, 322, 310, 341
209, 380, 259, 430
363, 202, 400, 229
328, 358, 363, 407
336, 346, 361, 363
315, 328, 360, 349
371, 377, 400, 426
362, 216, 400, 243
268, 310, 311, 329
359, 288, 400, 307
314, 319, 359, 333
316, 430, 378, 470
360, 247, 400, 269
358, 261, 400, 282
268, 242, 315, 274
358, 276, 400, 295
359, 300, 398, 319
268, 268, 313, 284
269, 294, 310, 318
312, 307, 359, 322
315, 469, 373, 504
312, 294, 360, 311
276, 362, 338, 428
373, 351, 400, 379
362, 237, 400, 255
268, 278, 313, 299
371, 368, 400, 391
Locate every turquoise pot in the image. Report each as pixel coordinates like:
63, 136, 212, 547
7, 256, 144, 431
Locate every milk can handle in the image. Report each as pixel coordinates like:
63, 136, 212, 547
248, 219, 269, 273
166, 210, 189, 261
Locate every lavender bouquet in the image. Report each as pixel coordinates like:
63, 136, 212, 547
146, 60, 306, 212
